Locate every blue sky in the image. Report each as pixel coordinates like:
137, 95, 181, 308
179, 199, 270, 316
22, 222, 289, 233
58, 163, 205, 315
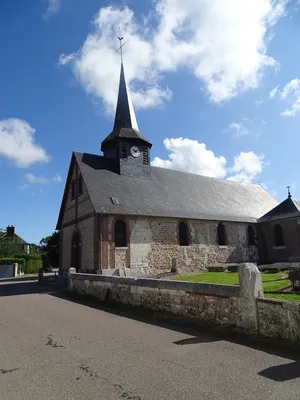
1, 0, 300, 244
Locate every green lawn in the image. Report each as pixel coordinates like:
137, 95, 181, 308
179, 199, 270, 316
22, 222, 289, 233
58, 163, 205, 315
264, 293, 300, 302
174, 271, 291, 293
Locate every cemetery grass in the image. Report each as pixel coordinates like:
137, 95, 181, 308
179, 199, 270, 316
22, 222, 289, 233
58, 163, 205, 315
174, 271, 300, 302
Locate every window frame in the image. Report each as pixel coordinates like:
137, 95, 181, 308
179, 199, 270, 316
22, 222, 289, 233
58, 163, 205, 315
178, 221, 189, 246
247, 225, 255, 246
71, 229, 82, 270
114, 220, 127, 248
274, 224, 285, 247
217, 222, 227, 246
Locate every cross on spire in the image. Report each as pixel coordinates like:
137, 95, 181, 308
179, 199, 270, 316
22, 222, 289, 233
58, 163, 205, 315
287, 185, 292, 198
116, 36, 126, 64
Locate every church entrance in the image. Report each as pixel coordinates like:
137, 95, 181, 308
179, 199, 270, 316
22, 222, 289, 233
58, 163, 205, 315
71, 230, 82, 271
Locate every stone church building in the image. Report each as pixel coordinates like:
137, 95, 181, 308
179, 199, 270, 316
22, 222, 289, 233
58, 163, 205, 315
56, 61, 298, 276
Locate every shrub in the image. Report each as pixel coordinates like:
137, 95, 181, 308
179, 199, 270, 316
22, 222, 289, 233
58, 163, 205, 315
25, 259, 43, 274
41, 253, 53, 272
14, 254, 43, 274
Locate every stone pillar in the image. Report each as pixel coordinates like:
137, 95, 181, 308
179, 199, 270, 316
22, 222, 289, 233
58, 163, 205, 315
38, 268, 43, 284
237, 263, 263, 334
13, 263, 18, 277
68, 267, 76, 292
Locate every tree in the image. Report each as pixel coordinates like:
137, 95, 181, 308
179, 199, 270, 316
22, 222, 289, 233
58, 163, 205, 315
39, 231, 60, 269
0, 237, 24, 258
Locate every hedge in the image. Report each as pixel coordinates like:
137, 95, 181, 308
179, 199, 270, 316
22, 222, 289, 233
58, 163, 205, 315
25, 259, 43, 274
12, 254, 43, 274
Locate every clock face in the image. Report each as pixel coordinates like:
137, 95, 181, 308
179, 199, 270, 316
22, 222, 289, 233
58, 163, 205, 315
130, 146, 141, 158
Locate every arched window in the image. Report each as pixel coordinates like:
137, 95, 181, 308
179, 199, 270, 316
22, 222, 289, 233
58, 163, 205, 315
179, 222, 189, 246
217, 223, 227, 245
78, 174, 83, 196
71, 230, 82, 270
274, 224, 284, 247
115, 220, 127, 247
248, 225, 255, 246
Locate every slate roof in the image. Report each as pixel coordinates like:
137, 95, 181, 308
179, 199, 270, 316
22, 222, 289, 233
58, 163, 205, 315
61, 151, 279, 226
101, 64, 152, 151
259, 197, 300, 222
0, 231, 29, 244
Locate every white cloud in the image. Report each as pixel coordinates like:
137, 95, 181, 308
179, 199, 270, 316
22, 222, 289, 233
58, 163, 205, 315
269, 85, 279, 98
152, 138, 227, 178
43, 0, 61, 19
228, 120, 250, 138
227, 118, 265, 139
227, 151, 265, 182
53, 174, 63, 182
280, 78, 300, 99
59, 1, 287, 112
0, 119, 49, 168
279, 78, 300, 117
58, 53, 76, 66
23, 173, 62, 186
151, 137, 266, 183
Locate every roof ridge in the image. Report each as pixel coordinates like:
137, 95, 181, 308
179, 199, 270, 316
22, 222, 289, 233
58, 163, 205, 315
74, 151, 276, 190
151, 165, 262, 186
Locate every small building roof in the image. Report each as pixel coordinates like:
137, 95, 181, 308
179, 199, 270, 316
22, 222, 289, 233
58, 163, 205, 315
259, 196, 300, 222
0, 229, 29, 244
56, 151, 279, 227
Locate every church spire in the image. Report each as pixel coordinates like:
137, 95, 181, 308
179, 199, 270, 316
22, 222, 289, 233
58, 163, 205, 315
112, 62, 139, 133
101, 42, 151, 153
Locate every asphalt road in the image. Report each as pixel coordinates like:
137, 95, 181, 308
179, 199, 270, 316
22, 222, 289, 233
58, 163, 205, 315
1, 278, 300, 400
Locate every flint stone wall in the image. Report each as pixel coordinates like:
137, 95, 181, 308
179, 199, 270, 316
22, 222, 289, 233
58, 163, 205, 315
257, 298, 300, 343
71, 274, 240, 330
68, 263, 300, 345
69, 263, 264, 336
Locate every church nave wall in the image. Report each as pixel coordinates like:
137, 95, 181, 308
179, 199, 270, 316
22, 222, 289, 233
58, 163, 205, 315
105, 216, 259, 275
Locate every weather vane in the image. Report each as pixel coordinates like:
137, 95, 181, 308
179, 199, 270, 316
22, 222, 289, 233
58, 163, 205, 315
287, 185, 292, 198
116, 35, 126, 63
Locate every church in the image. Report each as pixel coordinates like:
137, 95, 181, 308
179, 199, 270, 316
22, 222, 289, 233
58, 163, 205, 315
56, 60, 300, 276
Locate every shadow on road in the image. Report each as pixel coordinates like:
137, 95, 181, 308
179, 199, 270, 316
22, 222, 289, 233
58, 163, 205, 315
258, 361, 300, 381
173, 336, 218, 345
0, 276, 38, 283
0, 279, 63, 297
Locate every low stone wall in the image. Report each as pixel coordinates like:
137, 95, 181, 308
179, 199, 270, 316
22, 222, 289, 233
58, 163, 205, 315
70, 273, 240, 330
68, 264, 300, 345
69, 264, 263, 335
257, 298, 300, 342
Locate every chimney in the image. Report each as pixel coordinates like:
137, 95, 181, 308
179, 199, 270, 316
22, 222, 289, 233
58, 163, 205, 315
6, 225, 15, 237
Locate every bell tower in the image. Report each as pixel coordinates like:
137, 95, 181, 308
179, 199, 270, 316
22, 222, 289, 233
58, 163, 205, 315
100, 39, 152, 179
